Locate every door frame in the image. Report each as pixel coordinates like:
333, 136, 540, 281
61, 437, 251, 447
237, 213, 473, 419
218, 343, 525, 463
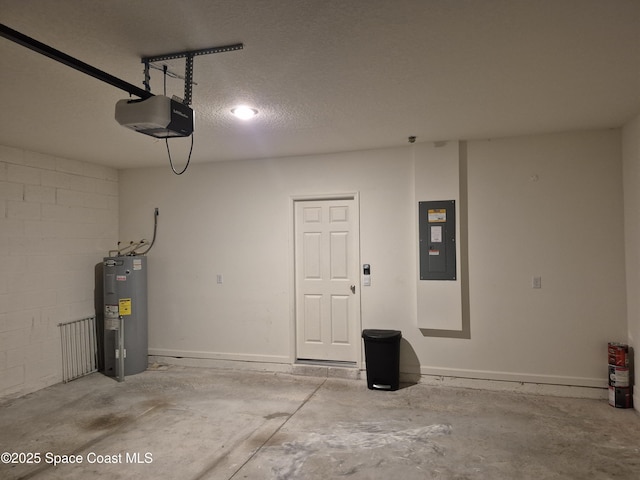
289, 192, 362, 367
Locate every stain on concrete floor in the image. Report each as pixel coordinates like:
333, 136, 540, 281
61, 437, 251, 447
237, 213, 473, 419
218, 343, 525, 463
0, 366, 638, 480
265, 422, 452, 479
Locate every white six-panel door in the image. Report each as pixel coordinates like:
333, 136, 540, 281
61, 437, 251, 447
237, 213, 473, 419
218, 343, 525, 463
294, 198, 360, 362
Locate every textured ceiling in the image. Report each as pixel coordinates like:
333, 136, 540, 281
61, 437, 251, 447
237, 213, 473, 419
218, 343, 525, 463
1, 0, 638, 169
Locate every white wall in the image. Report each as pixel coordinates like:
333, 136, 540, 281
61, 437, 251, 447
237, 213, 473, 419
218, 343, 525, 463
119, 148, 415, 365
120, 128, 626, 389
622, 113, 640, 410
450, 130, 626, 386
0, 145, 118, 398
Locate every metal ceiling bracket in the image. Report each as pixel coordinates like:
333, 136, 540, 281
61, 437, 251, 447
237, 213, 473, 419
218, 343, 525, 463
143, 58, 151, 93
141, 43, 243, 105
184, 54, 194, 105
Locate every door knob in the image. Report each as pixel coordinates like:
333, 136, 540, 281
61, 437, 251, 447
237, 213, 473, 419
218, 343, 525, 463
350, 285, 356, 294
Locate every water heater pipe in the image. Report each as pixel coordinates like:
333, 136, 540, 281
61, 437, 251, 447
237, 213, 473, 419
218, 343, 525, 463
116, 316, 125, 383
137, 208, 159, 255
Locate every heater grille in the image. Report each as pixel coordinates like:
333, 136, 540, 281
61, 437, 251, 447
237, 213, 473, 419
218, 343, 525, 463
58, 316, 98, 383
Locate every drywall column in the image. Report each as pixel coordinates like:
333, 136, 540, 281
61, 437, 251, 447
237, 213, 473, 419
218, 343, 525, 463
414, 141, 468, 336
622, 113, 640, 411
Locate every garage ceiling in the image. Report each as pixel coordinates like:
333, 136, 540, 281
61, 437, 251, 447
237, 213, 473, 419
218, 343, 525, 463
1, 0, 638, 169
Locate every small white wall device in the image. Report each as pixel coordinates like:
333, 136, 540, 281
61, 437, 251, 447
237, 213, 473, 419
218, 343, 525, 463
363, 264, 371, 286
115, 95, 194, 138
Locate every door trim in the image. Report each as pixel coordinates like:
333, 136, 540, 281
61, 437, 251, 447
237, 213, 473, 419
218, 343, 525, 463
289, 193, 362, 367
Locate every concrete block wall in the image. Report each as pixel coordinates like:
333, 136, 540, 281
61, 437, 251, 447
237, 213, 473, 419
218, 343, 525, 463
0, 145, 118, 399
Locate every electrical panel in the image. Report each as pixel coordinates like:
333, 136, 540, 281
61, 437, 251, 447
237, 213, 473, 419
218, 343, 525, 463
419, 200, 456, 280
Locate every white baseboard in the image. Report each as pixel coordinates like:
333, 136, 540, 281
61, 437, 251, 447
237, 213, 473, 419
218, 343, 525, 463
147, 353, 609, 400
148, 355, 294, 374
148, 348, 290, 365
412, 373, 607, 399
419, 365, 606, 388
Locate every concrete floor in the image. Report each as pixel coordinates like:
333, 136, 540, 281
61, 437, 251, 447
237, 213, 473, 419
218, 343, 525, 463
0, 365, 639, 480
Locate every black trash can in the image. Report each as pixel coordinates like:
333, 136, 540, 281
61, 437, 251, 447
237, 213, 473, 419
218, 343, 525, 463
362, 329, 402, 391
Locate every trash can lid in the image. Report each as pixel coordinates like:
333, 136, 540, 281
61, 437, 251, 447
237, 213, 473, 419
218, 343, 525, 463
362, 329, 402, 340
